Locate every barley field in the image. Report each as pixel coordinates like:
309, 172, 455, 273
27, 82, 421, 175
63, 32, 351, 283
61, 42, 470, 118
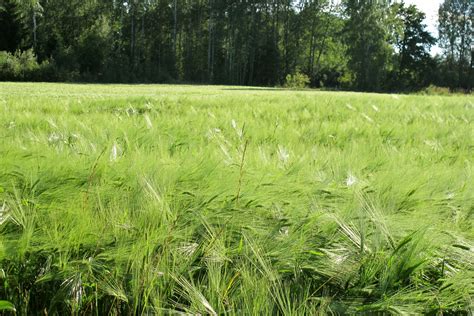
0, 83, 473, 314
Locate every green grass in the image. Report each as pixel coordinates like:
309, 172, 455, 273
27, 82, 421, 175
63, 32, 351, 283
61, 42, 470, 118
0, 82, 473, 314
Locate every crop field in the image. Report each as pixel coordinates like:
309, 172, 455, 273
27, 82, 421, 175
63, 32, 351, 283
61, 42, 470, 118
0, 82, 473, 314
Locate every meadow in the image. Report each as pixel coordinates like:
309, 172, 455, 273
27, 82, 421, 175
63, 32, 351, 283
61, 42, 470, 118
0, 82, 473, 314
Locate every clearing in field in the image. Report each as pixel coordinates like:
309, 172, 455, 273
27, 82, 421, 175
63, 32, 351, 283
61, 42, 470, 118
0, 83, 473, 314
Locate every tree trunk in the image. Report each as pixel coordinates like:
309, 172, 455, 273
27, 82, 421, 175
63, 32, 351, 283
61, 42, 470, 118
32, 11, 37, 49
314, 12, 332, 78
458, 8, 467, 88
130, 3, 135, 69
173, 0, 177, 54
207, 0, 214, 82
308, 14, 316, 76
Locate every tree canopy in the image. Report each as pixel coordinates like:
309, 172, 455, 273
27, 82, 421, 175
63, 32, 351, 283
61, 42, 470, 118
0, 0, 472, 91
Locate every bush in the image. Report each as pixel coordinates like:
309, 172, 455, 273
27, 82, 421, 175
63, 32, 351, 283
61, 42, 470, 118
420, 84, 457, 95
0, 49, 55, 81
284, 71, 310, 89
0, 51, 20, 80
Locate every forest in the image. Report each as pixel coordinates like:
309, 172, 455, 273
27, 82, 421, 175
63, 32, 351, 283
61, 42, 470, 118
0, 0, 473, 92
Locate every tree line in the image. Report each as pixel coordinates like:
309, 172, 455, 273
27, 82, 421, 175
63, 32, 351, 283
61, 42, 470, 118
0, 0, 472, 92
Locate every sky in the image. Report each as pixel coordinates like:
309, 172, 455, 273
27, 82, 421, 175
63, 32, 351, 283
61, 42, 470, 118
332, 0, 445, 54
397, 0, 444, 54
403, 0, 443, 35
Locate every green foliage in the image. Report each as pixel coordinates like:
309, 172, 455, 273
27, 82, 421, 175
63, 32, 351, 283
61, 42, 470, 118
344, 0, 393, 91
76, 15, 112, 78
438, 0, 473, 90
0, 83, 473, 314
420, 84, 452, 95
388, 2, 436, 91
2, 0, 468, 91
0, 49, 54, 81
284, 71, 310, 89
0, 300, 16, 312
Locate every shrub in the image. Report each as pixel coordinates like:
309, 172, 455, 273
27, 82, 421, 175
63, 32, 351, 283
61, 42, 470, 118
0, 51, 21, 80
418, 84, 471, 95
284, 71, 310, 89
0, 49, 55, 81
